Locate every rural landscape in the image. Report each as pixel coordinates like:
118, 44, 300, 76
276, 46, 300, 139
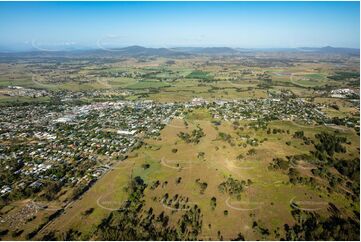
0, 1, 359, 241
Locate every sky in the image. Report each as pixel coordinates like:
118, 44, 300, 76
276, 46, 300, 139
0, 1, 359, 50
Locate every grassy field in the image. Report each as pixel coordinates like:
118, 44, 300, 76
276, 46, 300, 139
126, 80, 171, 89
0, 95, 51, 106
33, 114, 359, 240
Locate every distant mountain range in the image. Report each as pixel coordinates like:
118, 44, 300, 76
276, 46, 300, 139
297, 46, 360, 55
0, 45, 359, 58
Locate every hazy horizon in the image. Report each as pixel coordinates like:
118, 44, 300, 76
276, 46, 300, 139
0, 44, 360, 53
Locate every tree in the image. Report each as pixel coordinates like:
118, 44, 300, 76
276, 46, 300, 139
210, 197, 217, 210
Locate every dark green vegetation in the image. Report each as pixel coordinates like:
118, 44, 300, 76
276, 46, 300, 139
269, 130, 359, 194
218, 177, 249, 200
177, 127, 205, 144
284, 208, 359, 240
187, 71, 214, 82
195, 179, 208, 194
328, 71, 360, 81
95, 177, 203, 240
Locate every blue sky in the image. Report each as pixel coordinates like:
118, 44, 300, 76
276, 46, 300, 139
0, 1, 359, 50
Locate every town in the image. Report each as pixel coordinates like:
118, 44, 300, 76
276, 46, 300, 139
0, 100, 182, 199
1, 91, 359, 202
